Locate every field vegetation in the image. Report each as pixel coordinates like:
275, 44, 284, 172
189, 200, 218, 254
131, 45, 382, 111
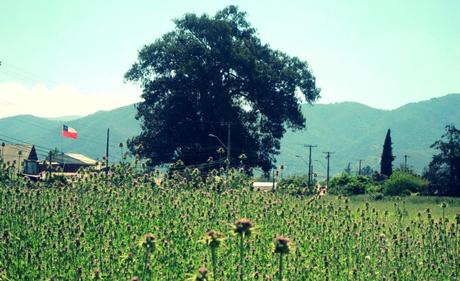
1, 165, 459, 280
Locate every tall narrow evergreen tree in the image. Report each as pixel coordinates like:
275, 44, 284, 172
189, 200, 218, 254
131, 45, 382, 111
380, 129, 395, 177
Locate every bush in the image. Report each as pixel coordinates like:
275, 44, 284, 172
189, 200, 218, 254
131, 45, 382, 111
370, 192, 385, 200
383, 171, 427, 196
328, 174, 376, 196
278, 174, 317, 195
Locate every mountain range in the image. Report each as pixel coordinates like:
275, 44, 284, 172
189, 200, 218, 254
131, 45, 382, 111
1, 94, 459, 177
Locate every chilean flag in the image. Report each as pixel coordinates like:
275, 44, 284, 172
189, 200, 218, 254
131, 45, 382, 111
62, 125, 78, 139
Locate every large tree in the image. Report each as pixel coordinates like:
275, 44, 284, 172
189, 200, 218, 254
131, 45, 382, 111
380, 129, 394, 177
125, 6, 320, 172
423, 124, 460, 196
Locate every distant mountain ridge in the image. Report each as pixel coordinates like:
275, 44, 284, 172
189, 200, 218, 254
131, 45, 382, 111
0, 104, 139, 163
45, 115, 82, 121
0, 94, 459, 176
279, 93, 460, 176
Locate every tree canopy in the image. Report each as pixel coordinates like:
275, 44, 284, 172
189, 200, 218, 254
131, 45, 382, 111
423, 124, 460, 196
125, 6, 320, 172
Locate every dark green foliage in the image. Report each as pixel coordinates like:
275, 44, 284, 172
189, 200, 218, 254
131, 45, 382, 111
360, 165, 374, 176
423, 124, 460, 196
43, 173, 68, 187
278, 174, 317, 195
328, 174, 376, 195
383, 171, 427, 196
370, 192, 385, 201
124, 6, 319, 173
380, 129, 395, 177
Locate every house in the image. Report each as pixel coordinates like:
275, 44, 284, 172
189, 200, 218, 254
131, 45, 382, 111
52, 152, 99, 173
0, 144, 39, 175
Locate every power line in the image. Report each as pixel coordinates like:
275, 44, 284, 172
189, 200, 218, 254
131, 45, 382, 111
0, 60, 59, 86
0, 115, 128, 155
0, 134, 54, 153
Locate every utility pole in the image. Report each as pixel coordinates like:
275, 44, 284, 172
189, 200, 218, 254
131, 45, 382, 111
1, 142, 4, 163
17, 150, 22, 174
48, 151, 53, 180
358, 159, 363, 175
404, 155, 409, 171
304, 145, 317, 189
323, 152, 333, 187
105, 128, 110, 176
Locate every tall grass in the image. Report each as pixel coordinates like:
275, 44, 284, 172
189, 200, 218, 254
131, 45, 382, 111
0, 166, 459, 279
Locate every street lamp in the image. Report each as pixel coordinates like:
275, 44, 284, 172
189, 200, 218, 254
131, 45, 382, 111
208, 133, 230, 168
208, 134, 226, 149
295, 155, 306, 161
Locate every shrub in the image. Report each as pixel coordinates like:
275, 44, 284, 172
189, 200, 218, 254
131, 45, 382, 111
370, 192, 385, 201
383, 171, 427, 196
328, 174, 375, 195
278, 174, 316, 195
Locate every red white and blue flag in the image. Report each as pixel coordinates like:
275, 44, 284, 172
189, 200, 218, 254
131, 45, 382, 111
62, 125, 78, 139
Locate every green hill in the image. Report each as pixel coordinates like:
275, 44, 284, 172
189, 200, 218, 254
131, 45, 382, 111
1, 94, 459, 176
279, 94, 460, 176
0, 104, 139, 162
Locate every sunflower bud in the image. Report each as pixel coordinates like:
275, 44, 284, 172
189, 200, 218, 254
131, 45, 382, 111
233, 218, 253, 236
192, 267, 209, 281
142, 233, 155, 249
273, 236, 290, 254
203, 230, 223, 249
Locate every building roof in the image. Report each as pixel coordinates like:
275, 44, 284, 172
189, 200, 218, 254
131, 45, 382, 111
53, 152, 97, 165
65, 153, 97, 165
1, 144, 38, 165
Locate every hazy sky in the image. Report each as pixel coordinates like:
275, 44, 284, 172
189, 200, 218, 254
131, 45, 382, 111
0, 0, 459, 118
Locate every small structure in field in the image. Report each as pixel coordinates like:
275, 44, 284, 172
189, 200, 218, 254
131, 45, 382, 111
1, 144, 39, 175
253, 181, 277, 191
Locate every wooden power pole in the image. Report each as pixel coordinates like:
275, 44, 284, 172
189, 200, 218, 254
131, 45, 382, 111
304, 145, 317, 188
323, 152, 333, 187
105, 128, 110, 176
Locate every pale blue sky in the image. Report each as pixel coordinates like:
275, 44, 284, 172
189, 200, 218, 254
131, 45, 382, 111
0, 0, 459, 117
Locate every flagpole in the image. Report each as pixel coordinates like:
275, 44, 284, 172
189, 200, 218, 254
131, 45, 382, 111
105, 128, 109, 176
61, 124, 64, 173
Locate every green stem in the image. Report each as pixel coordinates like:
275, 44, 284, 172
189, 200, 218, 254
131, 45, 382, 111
239, 233, 244, 281
98, 229, 103, 273
278, 253, 283, 281
141, 249, 149, 281
211, 247, 217, 281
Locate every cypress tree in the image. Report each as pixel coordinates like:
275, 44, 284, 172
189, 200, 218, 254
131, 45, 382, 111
380, 129, 395, 177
